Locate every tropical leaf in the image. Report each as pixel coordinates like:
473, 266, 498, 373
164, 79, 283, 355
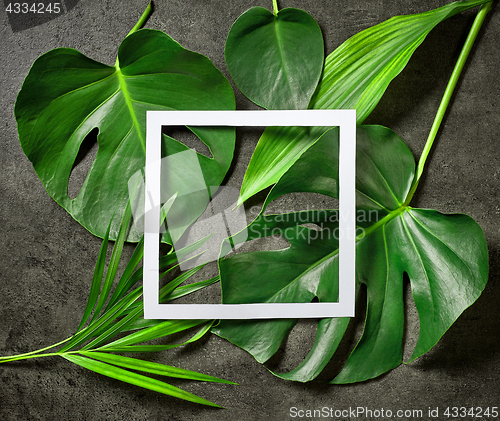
77, 215, 112, 330
91, 203, 132, 321
212, 125, 488, 383
78, 351, 235, 384
63, 354, 224, 407
1, 208, 234, 406
104, 321, 215, 353
237, 0, 490, 205
225, 6, 323, 110
15, 26, 236, 241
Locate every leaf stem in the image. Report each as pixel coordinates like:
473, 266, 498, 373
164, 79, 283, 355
273, 0, 279, 16
127, 1, 153, 36
115, 1, 153, 67
0, 337, 72, 363
356, 206, 407, 241
0, 352, 72, 364
404, 1, 492, 206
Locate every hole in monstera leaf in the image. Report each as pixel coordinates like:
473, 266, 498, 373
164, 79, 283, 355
402, 271, 420, 361
264, 319, 319, 372
311, 283, 369, 382
232, 232, 291, 255
162, 126, 213, 159
67, 128, 99, 200
299, 223, 323, 231
264, 192, 339, 215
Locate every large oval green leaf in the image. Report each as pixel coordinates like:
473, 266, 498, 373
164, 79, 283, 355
225, 7, 324, 110
238, 0, 490, 205
213, 125, 488, 383
15, 29, 235, 241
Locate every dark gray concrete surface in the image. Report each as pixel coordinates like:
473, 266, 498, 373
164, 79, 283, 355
1, 1, 499, 420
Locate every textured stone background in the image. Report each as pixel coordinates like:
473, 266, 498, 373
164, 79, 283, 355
1, 1, 499, 419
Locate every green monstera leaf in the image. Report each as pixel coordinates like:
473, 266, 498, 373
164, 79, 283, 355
225, 6, 324, 110
238, 0, 491, 205
212, 125, 488, 383
15, 28, 235, 241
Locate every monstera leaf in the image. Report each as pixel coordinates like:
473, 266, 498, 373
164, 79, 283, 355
238, 0, 490, 205
225, 6, 324, 110
15, 28, 235, 241
212, 125, 488, 383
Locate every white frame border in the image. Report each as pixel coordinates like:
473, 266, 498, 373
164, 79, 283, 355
144, 110, 355, 319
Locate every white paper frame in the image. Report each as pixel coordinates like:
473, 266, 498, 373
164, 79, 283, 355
144, 110, 356, 319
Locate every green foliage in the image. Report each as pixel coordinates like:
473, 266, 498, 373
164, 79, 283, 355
237, 0, 491, 205
213, 125, 488, 383
9, 0, 493, 393
225, 6, 324, 110
0, 209, 234, 407
211, 1, 491, 383
14, 25, 236, 242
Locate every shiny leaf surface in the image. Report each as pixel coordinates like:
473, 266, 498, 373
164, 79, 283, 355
225, 7, 323, 110
15, 29, 235, 241
213, 125, 488, 383
238, 0, 490, 205
63, 354, 222, 407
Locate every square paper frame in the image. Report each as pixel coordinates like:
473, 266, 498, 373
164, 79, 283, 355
144, 110, 356, 319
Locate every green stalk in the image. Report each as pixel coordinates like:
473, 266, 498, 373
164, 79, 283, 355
404, 1, 492, 206
115, 1, 153, 67
273, 0, 279, 16
127, 1, 153, 36
0, 338, 71, 363
0, 351, 80, 364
